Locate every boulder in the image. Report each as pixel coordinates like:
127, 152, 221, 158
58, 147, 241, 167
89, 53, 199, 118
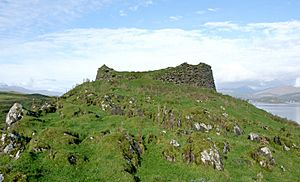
252, 147, 275, 169
40, 102, 56, 113
3, 143, 14, 154
5, 103, 23, 126
200, 148, 223, 171
194, 123, 212, 132
170, 139, 180, 147
233, 125, 243, 136
248, 133, 260, 142
273, 136, 282, 145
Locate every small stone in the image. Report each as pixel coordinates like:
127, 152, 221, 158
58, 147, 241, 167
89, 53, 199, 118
15, 150, 21, 160
194, 123, 212, 132
256, 172, 264, 181
222, 113, 228, 117
170, 139, 180, 147
223, 142, 230, 154
273, 136, 282, 145
248, 133, 260, 142
280, 165, 286, 172
164, 153, 175, 162
0, 173, 4, 182
262, 126, 269, 130
185, 115, 193, 120
283, 145, 290, 151
3, 143, 14, 154
234, 125, 243, 136
68, 155, 77, 165
1, 134, 6, 145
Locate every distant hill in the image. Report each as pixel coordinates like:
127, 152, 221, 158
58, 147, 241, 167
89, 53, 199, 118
220, 86, 300, 103
1, 63, 299, 181
0, 83, 62, 96
252, 86, 300, 103
218, 86, 256, 98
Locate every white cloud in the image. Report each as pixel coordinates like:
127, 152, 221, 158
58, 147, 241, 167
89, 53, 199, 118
119, 10, 127, 16
1, 20, 300, 92
127, 0, 153, 13
207, 8, 219, 12
295, 78, 300, 87
204, 21, 240, 30
169, 16, 182, 22
0, 0, 114, 38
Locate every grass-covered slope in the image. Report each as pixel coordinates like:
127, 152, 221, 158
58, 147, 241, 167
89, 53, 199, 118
0, 78, 300, 182
0, 92, 51, 127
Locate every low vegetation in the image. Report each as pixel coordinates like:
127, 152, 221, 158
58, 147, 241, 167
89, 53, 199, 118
0, 75, 299, 181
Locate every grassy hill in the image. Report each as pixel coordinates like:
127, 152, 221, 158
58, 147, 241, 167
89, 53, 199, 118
0, 72, 300, 181
0, 92, 52, 127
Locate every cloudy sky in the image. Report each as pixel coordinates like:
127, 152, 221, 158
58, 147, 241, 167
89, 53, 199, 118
1, 0, 300, 92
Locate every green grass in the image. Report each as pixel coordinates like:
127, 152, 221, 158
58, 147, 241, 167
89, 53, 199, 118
0, 92, 52, 130
0, 79, 299, 182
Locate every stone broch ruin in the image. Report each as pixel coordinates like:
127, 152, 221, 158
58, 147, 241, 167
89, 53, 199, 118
96, 62, 216, 90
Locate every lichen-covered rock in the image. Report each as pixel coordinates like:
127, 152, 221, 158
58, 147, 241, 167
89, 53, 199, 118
223, 142, 230, 154
6, 103, 23, 126
40, 102, 56, 113
194, 123, 212, 132
0, 173, 4, 182
283, 145, 290, 151
273, 136, 282, 145
1, 134, 6, 145
252, 147, 275, 169
183, 149, 195, 164
200, 148, 223, 171
233, 125, 243, 136
248, 133, 260, 142
163, 151, 176, 162
170, 139, 180, 147
3, 143, 14, 154
1, 132, 29, 159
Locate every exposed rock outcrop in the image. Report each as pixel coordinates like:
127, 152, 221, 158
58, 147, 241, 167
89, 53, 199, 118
200, 147, 223, 171
6, 103, 23, 126
252, 147, 276, 169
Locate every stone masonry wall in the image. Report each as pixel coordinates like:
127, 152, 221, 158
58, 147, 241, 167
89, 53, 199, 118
96, 63, 216, 90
